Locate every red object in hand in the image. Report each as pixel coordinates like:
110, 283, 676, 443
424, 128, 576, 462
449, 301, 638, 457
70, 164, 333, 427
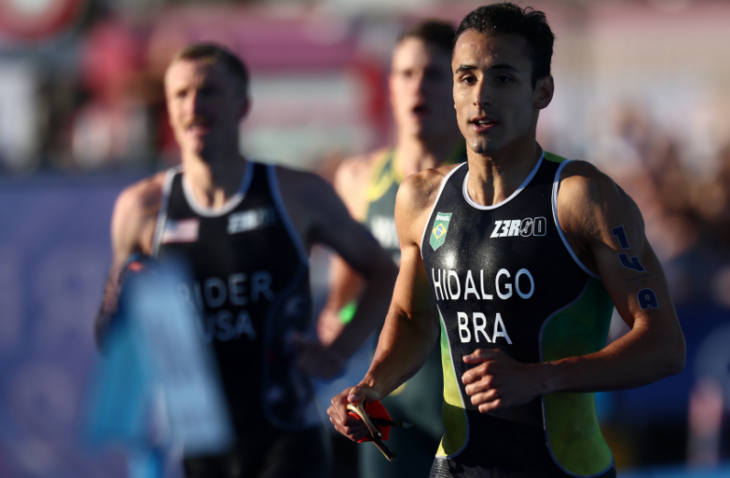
348, 400, 392, 442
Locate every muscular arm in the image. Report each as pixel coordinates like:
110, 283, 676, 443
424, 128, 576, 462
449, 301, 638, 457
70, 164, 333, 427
358, 251, 438, 397
317, 154, 373, 344
312, 190, 399, 362
279, 169, 398, 378
360, 173, 441, 397
541, 161, 685, 391
318, 256, 365, 344
328, 168, 446, 441
94, 176, 162, 349
462, 161, 685, 412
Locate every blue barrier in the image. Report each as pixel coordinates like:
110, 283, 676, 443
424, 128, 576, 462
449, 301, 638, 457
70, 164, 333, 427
0, 173, 143, 478
622, 464, 730, 478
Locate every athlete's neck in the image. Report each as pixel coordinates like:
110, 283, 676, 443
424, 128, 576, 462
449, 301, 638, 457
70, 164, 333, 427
182, 152, 247, 209
394, 130, 462, 177
465, 139, 543, 207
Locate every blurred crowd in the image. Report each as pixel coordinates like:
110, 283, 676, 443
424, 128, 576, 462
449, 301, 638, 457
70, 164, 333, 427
584, 102, 730, 308
2, 16, 180, 171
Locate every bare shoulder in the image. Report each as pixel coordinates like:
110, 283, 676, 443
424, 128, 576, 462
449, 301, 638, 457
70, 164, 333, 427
557, 160, 620, 205
115, 172, 166, 216
333, 149, 386, 218
274, 164, 356, 252
397, 162, 461, 215
395, 163, 462, 244
112, 171, 167, 257
275, 164, 336, 203
335, 150, 382, 187
556, 160, 643, 248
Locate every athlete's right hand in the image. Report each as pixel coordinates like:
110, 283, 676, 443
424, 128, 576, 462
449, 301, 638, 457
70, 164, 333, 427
327, 385, 381, 442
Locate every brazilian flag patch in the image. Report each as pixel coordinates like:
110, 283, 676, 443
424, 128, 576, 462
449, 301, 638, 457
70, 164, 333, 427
430, 212, 452, 251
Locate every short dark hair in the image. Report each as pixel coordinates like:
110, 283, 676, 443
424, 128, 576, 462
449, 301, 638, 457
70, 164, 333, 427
455, 3, 554, 88
398, 19, 456, 54
172, 43, 249, 94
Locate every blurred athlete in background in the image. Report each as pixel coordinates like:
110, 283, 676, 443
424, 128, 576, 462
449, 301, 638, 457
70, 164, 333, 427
95, 43, 398, 478
315, 20, 464, 478
328, 4, 686, 477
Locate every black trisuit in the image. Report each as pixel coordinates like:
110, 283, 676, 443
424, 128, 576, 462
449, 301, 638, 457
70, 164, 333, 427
422, 153, 616, 478
153, 161, 329, 478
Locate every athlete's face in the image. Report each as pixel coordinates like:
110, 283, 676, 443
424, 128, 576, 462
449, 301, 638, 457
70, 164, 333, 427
452, 31, 553, 156
390, 37, 455, 141
165, 59, 249, 160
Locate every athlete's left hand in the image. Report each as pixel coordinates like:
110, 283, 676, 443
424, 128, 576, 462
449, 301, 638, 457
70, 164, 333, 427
461, 349, 543, 413
296, 339, 347, 380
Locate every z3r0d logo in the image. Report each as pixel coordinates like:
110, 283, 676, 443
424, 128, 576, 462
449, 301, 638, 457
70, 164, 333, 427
430, 212, 452, 251
490, 217, 547, 238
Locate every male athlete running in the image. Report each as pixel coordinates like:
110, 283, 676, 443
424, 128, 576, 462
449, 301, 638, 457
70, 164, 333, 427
328, 4, 686, 477
315, 20, 463, 478
95, 44, 398, 478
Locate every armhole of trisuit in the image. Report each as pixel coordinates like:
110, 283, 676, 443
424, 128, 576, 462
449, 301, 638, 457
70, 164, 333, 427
551, 160, 601, 280
368, 149, 393, 188
419, 163, 467, 260
151, 167, 179, 258
362, 149, 394, 221
267, 164, 309, 265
